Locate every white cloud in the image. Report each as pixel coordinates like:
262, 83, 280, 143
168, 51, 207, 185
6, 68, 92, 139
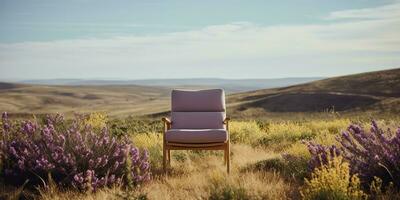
325, 1, 400, 20
1, 2, 400, 79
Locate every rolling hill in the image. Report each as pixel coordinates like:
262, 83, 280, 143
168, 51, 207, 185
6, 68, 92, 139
227, 68, 400, 117
0, 84, 171, 117
0, 68, 399, 118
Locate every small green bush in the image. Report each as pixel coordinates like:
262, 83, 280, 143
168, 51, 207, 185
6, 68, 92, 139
108, 117, 162, 137
208, 173, 252, 200
246, 154, 308, 180
229, 121, 264, 145
257, 122, 316, 147
209, 184, 250, 200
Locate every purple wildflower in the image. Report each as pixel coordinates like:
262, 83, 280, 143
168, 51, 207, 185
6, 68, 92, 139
0, 112, 151, 191
307, 121, 400, 189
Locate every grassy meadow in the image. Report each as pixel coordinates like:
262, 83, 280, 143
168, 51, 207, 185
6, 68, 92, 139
1, 69, 399, 199
2, 112, 400, 200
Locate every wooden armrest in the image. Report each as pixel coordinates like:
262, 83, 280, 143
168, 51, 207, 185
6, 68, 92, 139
162, 117, 172, 132
162, 117, 171, 124
223, 117, 231, 124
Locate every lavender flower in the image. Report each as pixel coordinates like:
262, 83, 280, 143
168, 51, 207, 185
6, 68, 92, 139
0, 112, 151, 191
307, 121, 400, 189
305, 141, 341, 171
338, 121, 400, 189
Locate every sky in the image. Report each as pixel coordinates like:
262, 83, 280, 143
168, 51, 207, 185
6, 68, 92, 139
0, 0, 399, 80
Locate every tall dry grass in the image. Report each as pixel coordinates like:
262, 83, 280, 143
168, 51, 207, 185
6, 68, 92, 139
35, 143, 291, 200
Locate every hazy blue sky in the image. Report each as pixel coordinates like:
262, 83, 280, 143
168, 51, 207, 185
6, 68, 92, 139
0, 0, 399, 80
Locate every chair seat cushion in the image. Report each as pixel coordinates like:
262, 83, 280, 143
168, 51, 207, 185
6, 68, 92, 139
165, 129, 228, 144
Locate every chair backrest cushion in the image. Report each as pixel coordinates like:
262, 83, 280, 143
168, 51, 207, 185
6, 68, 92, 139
171, 89, 225, 112
171, 89, 226, 129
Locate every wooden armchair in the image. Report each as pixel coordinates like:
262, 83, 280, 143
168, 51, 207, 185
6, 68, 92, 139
162, 89, 230, 173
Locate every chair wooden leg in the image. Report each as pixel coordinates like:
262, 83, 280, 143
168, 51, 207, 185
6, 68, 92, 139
163, 146, 167, 173
224, 148, 227, 164
226, 142, 230, 174
168, 149, 171, 166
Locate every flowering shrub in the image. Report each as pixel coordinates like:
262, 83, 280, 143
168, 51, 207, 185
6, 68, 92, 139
0, 112, 150, 191
339, 121, 400, 189
85, 112, 108, 130
301, 156, 367, 200
305, 142, 341, 172
306, 121, 400, 190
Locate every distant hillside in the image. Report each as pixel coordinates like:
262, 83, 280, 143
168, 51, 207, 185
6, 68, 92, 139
18, 77, 323, 93
227, 68, 400, 116
1, 68, 398, 118
0, 84, 171, 117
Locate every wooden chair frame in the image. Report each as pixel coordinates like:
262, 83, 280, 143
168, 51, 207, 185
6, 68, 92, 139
162, 117, 230, 173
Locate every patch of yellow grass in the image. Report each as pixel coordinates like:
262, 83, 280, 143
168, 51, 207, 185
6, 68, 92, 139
142, 170, 289, 200
284, 142, 310, 158
85, 112, 108, 130
307, 119, 351, 135
301, 156, 367, 200
229, 121, 264, 144
131, 132, 163, 170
